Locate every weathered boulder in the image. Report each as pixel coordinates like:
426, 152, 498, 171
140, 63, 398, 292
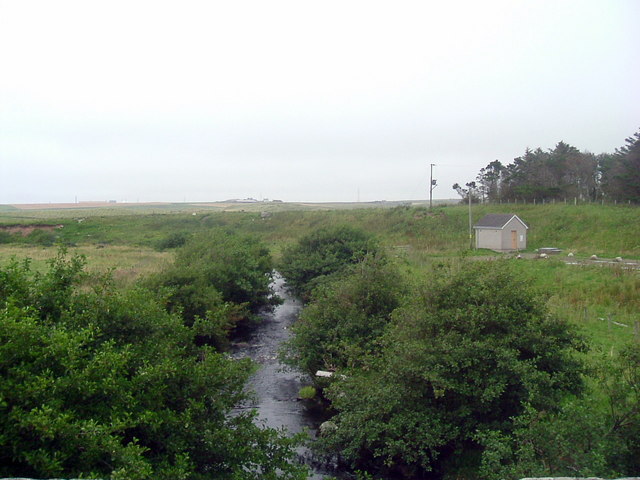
318, 420, 338, 436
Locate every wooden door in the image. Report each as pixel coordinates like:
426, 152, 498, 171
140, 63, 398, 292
511, 230, 517, 249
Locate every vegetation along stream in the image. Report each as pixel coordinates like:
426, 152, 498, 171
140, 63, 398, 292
231, 274, 338, 479
1, 203, 639, 478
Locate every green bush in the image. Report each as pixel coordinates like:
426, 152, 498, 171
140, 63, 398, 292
0, 230, 15, 244
0, 253, 306, 479
476, 342, 640, 478
26, 228, 57, 246
279, 225, 379, 298
282, 255, 404, 375
173, 230, 276, 310
320, 261, 586, 478
147, 230, 279, 346
155, 231, 189, 250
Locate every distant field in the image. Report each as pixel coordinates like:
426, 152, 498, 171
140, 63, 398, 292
1, 201, 638, 256
0, 201, 638, 352
2, 199, 437, 219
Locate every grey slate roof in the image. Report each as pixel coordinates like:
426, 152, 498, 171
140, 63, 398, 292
474, 214, 528, 229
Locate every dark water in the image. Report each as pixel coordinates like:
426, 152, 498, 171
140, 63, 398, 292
231, 274, 338, 479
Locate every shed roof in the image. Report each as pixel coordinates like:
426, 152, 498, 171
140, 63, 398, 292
474, 214, 528, 229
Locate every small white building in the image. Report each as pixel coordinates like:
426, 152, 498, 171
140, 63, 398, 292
473, 214, 528, 252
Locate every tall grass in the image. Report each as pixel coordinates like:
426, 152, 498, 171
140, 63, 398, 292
3, 202, 637, 256
0, 245, 171, 286
509, 258, 640, 352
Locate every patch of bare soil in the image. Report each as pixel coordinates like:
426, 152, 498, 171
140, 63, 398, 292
0, 224, 63, 236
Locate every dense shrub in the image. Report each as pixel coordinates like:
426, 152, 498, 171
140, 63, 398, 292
0, 253, 306, 479
319, 261, 586, 478
26, 228, 57, 246
155, 231, 189, 250
282, 255, 404, 375
475, 341, 640, 479
278, 225, 379, 298
172, 230, 275, 309
147, 230, 279, 345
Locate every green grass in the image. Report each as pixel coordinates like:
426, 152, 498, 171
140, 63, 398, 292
1, 202, 638, 346
509, 258, 639, 352
0, 244, 171, 286
298, 386, 317, 400
263, 203, 640, 258
3, 202, 637, 255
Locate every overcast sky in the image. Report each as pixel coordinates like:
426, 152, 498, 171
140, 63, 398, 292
1, 1, 638, 204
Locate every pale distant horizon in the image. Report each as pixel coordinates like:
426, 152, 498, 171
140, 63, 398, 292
3, 197, 458, 208
2, 1, 638, 205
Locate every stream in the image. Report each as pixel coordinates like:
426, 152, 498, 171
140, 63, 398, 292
231, 273, 338, 479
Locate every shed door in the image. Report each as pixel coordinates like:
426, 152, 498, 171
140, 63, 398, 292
511, 230, 517, 249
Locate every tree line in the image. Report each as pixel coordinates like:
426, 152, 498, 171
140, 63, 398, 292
454, 129, 640, 204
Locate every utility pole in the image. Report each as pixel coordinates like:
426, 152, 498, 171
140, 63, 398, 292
465, 182, 476, 250
429, 163, 437, 209
468, 190, 473, 249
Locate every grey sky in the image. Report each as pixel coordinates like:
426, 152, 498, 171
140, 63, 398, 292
1, 0, 638, 204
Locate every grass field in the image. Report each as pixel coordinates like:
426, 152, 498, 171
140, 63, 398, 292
2, 201, 637, 253
1, 202, 638, 351
510, 258, 638, 352
0, 244, 171, 286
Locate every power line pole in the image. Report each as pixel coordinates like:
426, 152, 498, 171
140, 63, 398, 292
468, 190, 473, 249
466, 182, 477, 249
429, 163, 437, 208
